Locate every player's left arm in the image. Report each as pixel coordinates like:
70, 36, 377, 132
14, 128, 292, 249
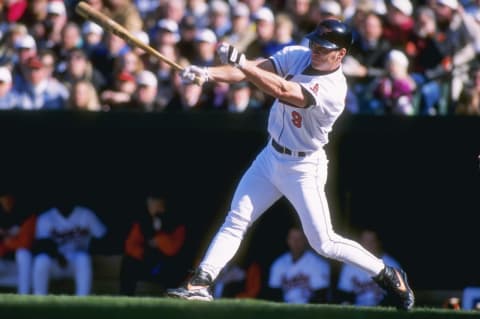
216, 42, 311, 108
240, 60, 310, 108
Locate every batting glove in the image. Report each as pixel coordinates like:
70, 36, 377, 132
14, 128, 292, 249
217, 42, 246, 68
180, 65, 210, 85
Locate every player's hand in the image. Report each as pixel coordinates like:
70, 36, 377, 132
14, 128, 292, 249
180, 65, 209, 85
216, 42, 246, 68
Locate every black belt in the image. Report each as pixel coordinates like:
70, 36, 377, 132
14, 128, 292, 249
271, 139, 307, 157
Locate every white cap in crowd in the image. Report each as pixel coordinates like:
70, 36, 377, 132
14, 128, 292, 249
388, 49, 409, 68
82, 21, 103, 35
436, 0, 459, 10
194, 28, 217, 43
0, 67, 12, 83
253, 7, 275, 22
47, 0, 67, 15
136, 70, 158, 87
157, 19, 180, 42
390, 0, 413, 16
157, 19, 179, 33
14, 34, 36, 50
319, 0, 342, 17
133, 30, 150, 45
210, 0, 230, 15
232, 2, 250, 17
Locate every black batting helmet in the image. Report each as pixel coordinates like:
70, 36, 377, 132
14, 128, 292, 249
305, 19, 353, 50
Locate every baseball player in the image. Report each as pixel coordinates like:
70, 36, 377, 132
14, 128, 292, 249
167, 19, 414, 310
32, 201, 106, 295
268, 227, 331, 304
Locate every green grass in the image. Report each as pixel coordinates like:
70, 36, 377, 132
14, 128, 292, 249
0, 294, 478, 319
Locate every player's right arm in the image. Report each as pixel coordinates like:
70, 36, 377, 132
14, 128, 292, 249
207, 59, 275, 83
181, 56, 275, 84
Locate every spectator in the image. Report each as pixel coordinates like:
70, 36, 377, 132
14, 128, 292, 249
184, 0, 209, 29
42, 0, 68, 50
153, 19, 181, 47
373, 49, 416, 115
132, 30, 151, 63
406, 6, 445, 116
113, 51, 144, 78
53, 22, 83, 74
153, 44, 183, 110
454, 65, 480, 115
119, 192, 186, 295
174, 79, 206, 111
0, 23, 28, 61
335, 229, 402, 307
58, 48, 107, 92
134, 0, 159, 19
245, 7, 276, 59
67, 79, 102, 111
264, 13, 297, 57
266, 226, 331, 304
19, 0, 48, 30
220, 2, 256, 53
208, 0, 231, 39
192, 28, 217, 66
0, 191, 36, 294
106, 0, 143, 33
431, 0, 480, 113
343, 11, 392, 114
177, 15, 198, 63
100, 70, 137, 110
81, 21, 104, 56
90, 32, 130, 87
0, 67, 18, 110
38, 48, 56, 80
284, 0, 314, 41
11, 33, 37, 88
129, 70, 163, 112
160, 0, 187, 24
382, 0, 415, 49
225, 81, 263, 113
14, 55, 69, 110
32, 198, 107, 296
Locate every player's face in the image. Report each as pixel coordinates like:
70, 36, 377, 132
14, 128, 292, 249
309, 42, 346, 70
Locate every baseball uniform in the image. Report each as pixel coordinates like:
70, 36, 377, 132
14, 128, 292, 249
32, 206, 106, 295
269, 250, 330, 303
199, 45, 385, 280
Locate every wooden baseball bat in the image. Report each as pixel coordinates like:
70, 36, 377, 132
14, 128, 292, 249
75, 2, 204, 85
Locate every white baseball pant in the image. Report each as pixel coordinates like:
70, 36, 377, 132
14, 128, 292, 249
32, 252, 92, 295
200, 143, 385, 279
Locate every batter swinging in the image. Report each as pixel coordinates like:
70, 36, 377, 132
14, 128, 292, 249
168, 19, 414, 310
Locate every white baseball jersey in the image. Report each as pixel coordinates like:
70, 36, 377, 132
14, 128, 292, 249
337, 254, 400, 306
35, 206, 106, 259
268, 45, 347, 152
268, 250, 330, 304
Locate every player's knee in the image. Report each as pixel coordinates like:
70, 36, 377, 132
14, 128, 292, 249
33, 254, 52, 272
317, 240, 338, 259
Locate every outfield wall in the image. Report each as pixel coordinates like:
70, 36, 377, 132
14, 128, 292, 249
0, 111, 479, 291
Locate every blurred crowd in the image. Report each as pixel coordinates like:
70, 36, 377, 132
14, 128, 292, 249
0, 0, 479, 115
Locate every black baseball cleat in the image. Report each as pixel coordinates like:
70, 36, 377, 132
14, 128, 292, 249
373, 266, 415, 310
166, 268, 214, 301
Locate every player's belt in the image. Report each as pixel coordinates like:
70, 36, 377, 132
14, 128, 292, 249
271, 139, 307, 157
